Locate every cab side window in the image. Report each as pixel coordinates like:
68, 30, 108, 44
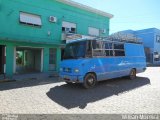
105, 43, 114, 56
86, 41, 92, 57
92, 41, 105, 56
104, 43, 125, 57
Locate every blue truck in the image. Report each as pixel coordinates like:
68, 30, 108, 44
60, 38, 146, 89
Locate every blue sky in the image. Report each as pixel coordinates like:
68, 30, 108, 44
72, 0, 160, 34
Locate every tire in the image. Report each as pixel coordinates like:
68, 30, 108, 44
129, 69, 136, 80
83, 73, 97, 89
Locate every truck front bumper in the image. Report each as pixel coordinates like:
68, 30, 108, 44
60, 74, 83, 83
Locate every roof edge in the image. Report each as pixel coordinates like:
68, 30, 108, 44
56, 0, 114, 19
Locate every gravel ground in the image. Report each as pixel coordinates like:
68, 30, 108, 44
0, 67, 160, 114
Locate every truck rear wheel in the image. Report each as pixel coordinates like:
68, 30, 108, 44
129, 69, 136, 80
83, 73, 96, 89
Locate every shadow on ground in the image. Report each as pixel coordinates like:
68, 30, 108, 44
47, 77, 150, 109
0, 77, 60, 91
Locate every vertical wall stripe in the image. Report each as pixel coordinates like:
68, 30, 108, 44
6, 45, 14, 77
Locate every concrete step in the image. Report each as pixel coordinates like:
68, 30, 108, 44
12, 72, 59, 81
0, 74, 5, 80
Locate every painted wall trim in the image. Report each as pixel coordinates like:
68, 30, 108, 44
0, 38, 62, 46
56, 0, 114, 18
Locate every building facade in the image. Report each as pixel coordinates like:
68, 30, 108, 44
121, 28, 160, 65
0, 0, 113, 77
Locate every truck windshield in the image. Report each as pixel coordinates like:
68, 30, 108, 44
63, 41, 87, 60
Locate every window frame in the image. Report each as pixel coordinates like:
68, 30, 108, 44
88, 27, 100, 36
62, 21, 77, 33
92, 40, 125, 57
113, 43, 125, 56
19, 11, 42, 27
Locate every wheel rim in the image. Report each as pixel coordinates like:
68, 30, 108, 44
87, 77, 94, 86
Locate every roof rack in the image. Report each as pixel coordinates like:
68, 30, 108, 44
65, 32, 142, 44
96, 32, 142, 44
65, 33, 96, 43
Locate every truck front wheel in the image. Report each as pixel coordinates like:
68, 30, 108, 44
83, 73, 96, 89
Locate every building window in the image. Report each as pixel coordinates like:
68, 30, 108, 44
88, 27, 100, 36
62, 21, 76, 33
20, 12, 42, 26
156, 35, 160, 43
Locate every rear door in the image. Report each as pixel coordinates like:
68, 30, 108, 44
113, 43, 127, 77
0, 45, 5, 74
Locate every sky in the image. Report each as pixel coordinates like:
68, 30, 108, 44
72, 0, 160, 34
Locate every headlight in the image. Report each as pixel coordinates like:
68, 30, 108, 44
74, 69, 80, 73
